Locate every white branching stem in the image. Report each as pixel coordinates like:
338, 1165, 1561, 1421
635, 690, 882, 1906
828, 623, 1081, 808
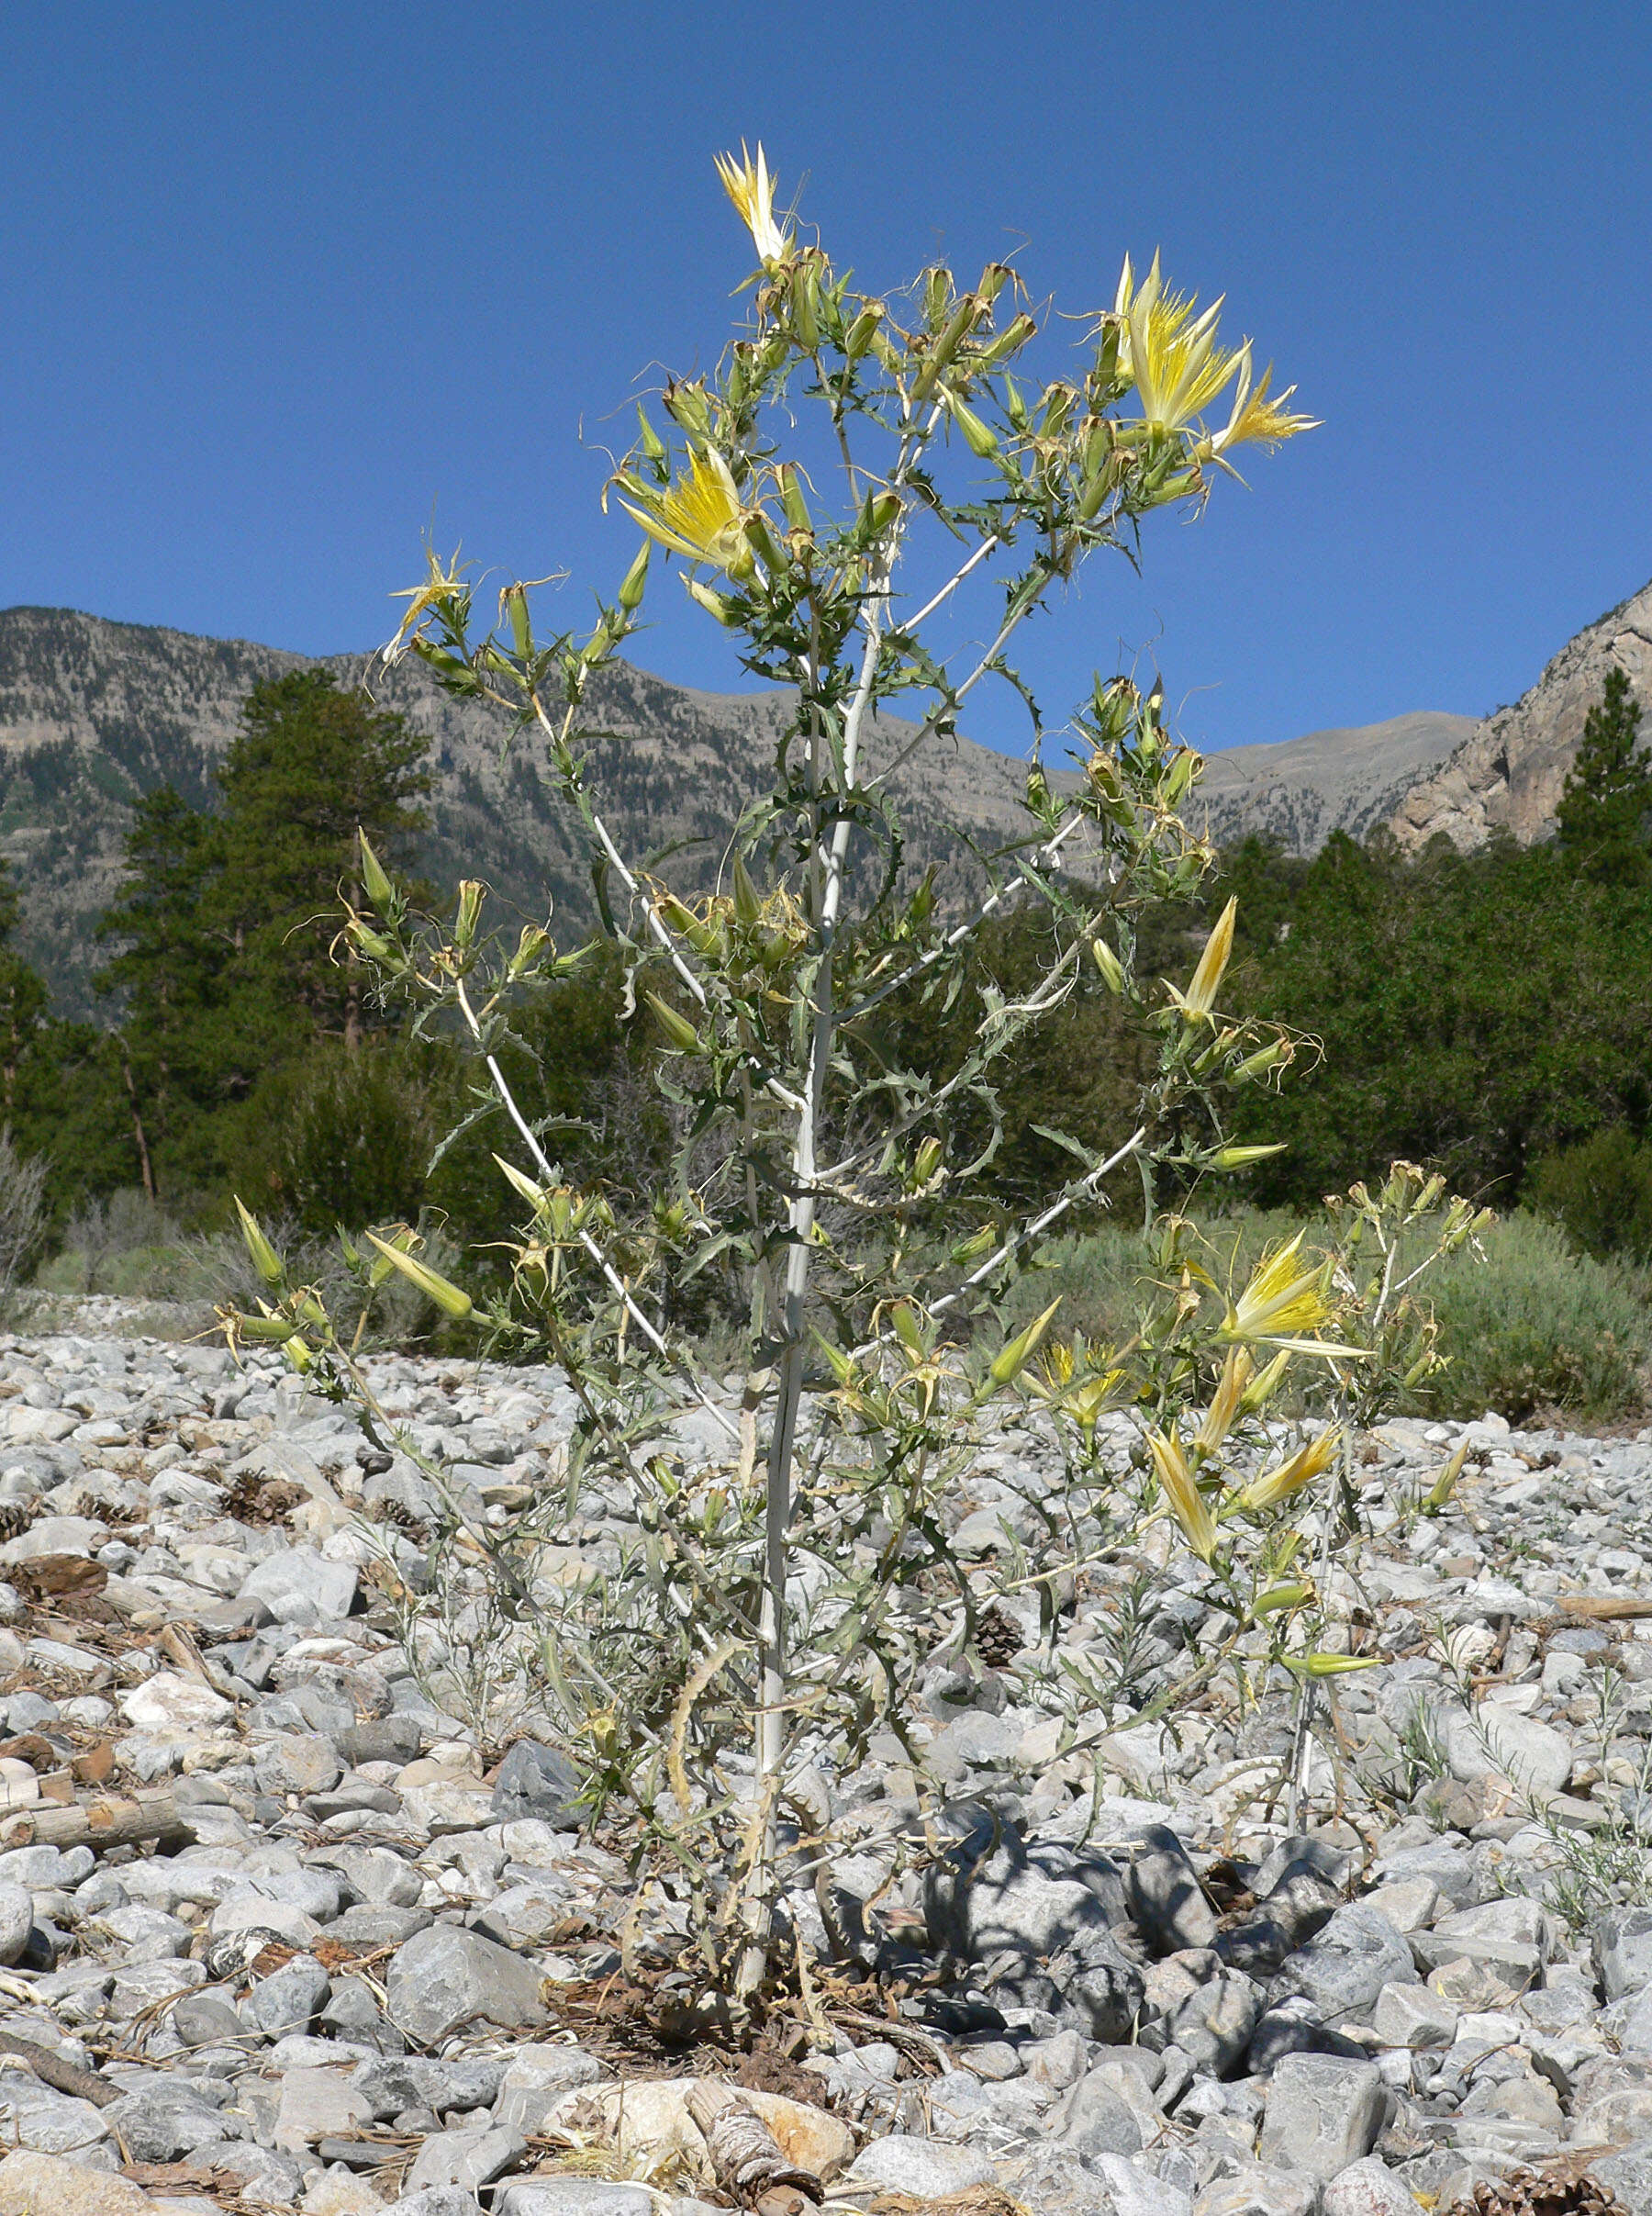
741, 494, 899, 1997
452, 980, 740, 1448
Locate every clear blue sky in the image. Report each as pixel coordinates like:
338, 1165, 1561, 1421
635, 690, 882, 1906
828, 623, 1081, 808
3, 2, 1649, 758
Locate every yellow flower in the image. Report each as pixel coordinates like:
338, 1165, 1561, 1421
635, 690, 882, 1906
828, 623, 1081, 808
1147, 1427, 1217, 1562
1222, 1233, 1334, 1348
1194, 1344, 1253, 1457
1212, 345, 1320, 453
1166, 895, 1236, 1021
383, 545, 468, 666
1240, 1427, 1342, 1513
714, 141, 791, 265
619, 448, 754, 575
1114, 252, 1244, 438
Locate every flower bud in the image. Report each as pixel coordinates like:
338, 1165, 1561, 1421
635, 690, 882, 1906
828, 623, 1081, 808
363, 1231, 474, 1321
743, 511, 789, 577
791, 262, 821, 350
1233, 1038, 1291, 1083
862, 489, 903, 536
453, 879, 486, 949
988, 1297, 1062, 1388
347, 920, 396, 964
731, 853, 763, 926
686, 577, 738, 625
975, 312, 1037, 371
843, 301, 885, 360
1090, 937, 1125, 994
1252, 1582, 1312, 1619
357, 831, 396, 912
635, 404, 666, 464
780, 465, 813, 534
235, 1310, 303, 1344
945, 391, 999, 459
617, 541, 651, 612
889, 1302, 925, 1357
645, 991, 704, 1055
502, 583, 531, 660
663, 380, 711, 438
580, 611, 620, 666
508, 924, 551, 978
234, 1198, 285, 1290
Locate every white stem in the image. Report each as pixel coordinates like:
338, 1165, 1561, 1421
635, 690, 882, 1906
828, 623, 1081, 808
528, 694, 710, 1013
904, 533, 1000, 632
454, 980, 740, 1448
847, 1126, 1147, 1360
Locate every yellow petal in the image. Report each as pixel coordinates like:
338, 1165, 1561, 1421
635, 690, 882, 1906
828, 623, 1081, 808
1183, 897, 1236, 1017
1224, 1233, 1334, 1343
1240, 1427, 1342, 1513
1148, 1427, 1217, 1562
714, 140, 791, 264
1195, 1345, 1253, 1457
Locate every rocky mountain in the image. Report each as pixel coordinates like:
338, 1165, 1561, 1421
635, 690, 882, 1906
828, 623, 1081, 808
0, 608, 1041, 1015
0, 604, 1470, 1016
1392, 576, 1652, 851
1190, 711, 1475, 854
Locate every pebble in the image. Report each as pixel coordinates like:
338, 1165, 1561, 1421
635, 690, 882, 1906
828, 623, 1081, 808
0, 1315, 1645, 2212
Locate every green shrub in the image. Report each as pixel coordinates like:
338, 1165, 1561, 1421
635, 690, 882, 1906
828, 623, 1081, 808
1417, 1210, 1649, 1423
232, 1039, 451, 1238
1527, 1125, 1652, 1263
1000, 1204, 1650, 1427
995, 1223, 1157, 1347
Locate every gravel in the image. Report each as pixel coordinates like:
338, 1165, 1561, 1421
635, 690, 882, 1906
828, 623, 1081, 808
0, 1316, 1646, 2213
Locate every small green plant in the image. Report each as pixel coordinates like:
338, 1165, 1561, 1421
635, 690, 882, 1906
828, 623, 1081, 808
1524, 1666, 1652, 1931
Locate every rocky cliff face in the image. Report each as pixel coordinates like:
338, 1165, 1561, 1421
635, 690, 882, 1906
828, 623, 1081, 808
1391, 577, 1652, 852
1192, 711, 1475, 854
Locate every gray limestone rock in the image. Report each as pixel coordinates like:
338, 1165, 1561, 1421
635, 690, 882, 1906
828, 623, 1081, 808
240, 1546, 358, 1626
1258, 2054, 1388, 2180
1166, 1971, 1261, 2077
404, 2127, 528, 2199
1046, 2069, 1146, 2157
171, 1992, 249, 2049
925, 1819, 1130, 1965
240, 1953, 331, 2037
0, 1883, 34, 1968
385, 1923, 549, 2043
1596, 1905, 1652, 2001
1590, 2139, 1652, 2216
491, 1739, 583, 1826
843, 2137, 998, 2199
1125, 1827, 1220, 1955
494, 2188, 652, 2216
1321, 2159, 1425, 2216
1269, 1905, 1417, 2026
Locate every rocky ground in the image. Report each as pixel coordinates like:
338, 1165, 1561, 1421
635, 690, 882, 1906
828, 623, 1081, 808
0, 1319, 1646, 2216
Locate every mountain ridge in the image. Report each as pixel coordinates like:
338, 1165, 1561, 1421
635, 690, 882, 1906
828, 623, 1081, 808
0, 603, 1487, 1014
1390, 576, 1652, 850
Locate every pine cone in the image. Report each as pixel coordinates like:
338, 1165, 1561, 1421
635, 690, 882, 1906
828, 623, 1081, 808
975, 1606, 1024, 1670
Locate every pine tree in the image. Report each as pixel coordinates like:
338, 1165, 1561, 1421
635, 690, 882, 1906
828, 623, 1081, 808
95, 674, 431, 1202
95, 789, 223, 1197
1556, 665, 1652, 884
208, 671, 430, 1056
